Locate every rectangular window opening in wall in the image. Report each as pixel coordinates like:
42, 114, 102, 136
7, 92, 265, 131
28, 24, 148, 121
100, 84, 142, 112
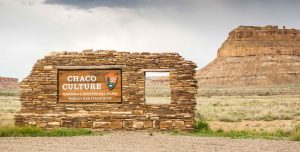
145, 72, 171, 104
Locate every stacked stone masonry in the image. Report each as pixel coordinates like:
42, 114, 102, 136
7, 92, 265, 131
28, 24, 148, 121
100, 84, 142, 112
15, 50, 198, 130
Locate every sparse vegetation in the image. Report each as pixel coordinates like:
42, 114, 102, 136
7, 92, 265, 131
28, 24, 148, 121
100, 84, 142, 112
0, 89, 20, 96
290, 124, 300, 141
193, 129, 289, 140
196, 95, 300, 122
189, 121, 300, 140
0, 89, 21, 126
145, 79, 171, 104
197, 84, 300, 96
0, 126, 93, 137
194, 121, 210, 132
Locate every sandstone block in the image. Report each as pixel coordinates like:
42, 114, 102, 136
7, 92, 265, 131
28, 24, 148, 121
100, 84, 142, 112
133, 110, 143, 115
111, 111, 132, 115
184, 121, 193, 127
110, 121, 123, 129
93, 122, 110, 128
81, 122, 92, 128
123, 121, 133, 128
160, 121, 172, 128
28, 121, 36, 125
172, 121, 184, 128
47, 121, 60, 126
36, 122, 47, 128
44, 65, 53, 70
144, 121, 152, 128
133, 121, 144, 129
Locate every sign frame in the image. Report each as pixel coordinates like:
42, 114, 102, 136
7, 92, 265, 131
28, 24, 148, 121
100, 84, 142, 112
57, 68, 122, 103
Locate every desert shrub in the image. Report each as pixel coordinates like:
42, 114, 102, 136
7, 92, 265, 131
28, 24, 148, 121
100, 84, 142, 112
194, 121, 211, 132
290, 124, 300, 141
216, 128, 224, 133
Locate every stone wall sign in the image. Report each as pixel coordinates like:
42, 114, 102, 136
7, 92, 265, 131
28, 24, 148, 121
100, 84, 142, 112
58, 69, 122, 103
15, 50, 198, 131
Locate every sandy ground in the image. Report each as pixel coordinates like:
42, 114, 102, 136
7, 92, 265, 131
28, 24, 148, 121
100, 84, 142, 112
0, 132, 299, 152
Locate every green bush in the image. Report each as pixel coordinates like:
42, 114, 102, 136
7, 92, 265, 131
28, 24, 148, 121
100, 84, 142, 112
194, 121, 211, 132
0, 126, 93, 137
290, 124, 300, 141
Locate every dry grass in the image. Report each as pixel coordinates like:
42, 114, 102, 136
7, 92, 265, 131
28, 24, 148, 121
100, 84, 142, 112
196, 95, 300, 122
144, 94, 300, 132
0, 89, 20, 96
145, 82, 171, 97
145, 82, 300, 132
0, 96, 20, 113
0, 89, 20, 126
198, 83, 300, 96
145, 80, 171, 104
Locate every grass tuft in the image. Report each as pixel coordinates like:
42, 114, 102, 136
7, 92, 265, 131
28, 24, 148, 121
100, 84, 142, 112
0, 126, 93, 137
290, 124, 300, 141
194, 121, 211, 132
46, 128, 93, 137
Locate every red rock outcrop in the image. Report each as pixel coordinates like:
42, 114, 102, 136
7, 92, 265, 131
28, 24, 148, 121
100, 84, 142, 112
0, 77, 19, 89
196, 25, 300, 86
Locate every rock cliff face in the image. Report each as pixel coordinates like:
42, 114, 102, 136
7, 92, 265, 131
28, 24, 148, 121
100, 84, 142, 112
0, 77, 19, 89
196, 25, 300, 86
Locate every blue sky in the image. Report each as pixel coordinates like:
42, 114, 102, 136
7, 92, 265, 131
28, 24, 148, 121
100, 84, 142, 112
0, 0, 300, 80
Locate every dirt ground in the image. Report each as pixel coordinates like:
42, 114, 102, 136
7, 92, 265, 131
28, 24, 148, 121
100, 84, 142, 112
0, 132, 299, 152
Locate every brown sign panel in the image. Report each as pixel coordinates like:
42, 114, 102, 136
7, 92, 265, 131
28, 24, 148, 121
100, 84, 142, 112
58, 69, 121, 103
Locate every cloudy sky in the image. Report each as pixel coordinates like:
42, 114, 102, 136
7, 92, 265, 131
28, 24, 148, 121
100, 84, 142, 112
1, 0, 300, 80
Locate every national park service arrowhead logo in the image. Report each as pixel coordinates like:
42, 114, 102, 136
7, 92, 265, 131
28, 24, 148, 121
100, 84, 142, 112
105, 73, 118, 90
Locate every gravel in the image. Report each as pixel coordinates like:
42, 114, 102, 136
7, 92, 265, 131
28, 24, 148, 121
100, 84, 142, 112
0, 131, 299, 152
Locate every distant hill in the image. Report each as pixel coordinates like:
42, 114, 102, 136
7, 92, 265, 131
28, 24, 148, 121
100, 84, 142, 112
196, 25, 300, 86
0, 77, 19, 89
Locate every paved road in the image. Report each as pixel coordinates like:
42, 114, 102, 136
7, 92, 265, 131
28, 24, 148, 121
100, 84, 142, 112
0, 132, 299, 152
